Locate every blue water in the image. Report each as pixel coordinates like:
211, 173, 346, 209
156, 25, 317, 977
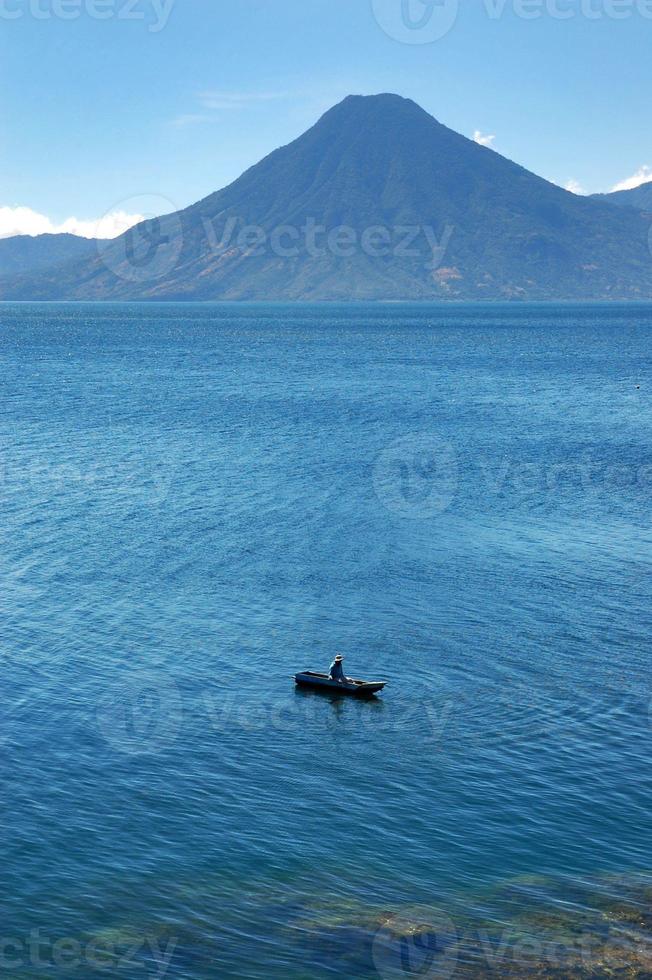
2, 302, 651, 978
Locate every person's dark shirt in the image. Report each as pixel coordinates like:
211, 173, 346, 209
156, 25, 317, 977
329, 659, 345, 681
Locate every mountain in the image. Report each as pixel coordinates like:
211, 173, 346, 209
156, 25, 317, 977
0, 233, 97, 278
3, 94, 652, 301
592, 182, 652, 213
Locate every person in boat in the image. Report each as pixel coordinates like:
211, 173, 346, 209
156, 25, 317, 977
329, 654, 347, 683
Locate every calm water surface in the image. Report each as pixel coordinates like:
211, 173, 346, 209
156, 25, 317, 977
1, 303, 651, 978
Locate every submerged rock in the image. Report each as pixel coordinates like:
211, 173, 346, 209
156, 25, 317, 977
285, 872, 652, 978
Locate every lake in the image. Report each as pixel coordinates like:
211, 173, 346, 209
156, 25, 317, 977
1, 302, 651, 978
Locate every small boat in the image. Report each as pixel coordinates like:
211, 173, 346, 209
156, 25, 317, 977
294, 671, 387, 696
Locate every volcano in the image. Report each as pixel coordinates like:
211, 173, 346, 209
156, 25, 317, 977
3, 94, 652, 301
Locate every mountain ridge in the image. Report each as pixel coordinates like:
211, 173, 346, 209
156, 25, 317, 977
0, 232, 98, 279
592, 182, 652, 213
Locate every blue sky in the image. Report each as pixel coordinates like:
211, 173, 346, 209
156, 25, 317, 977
1, 0, 652, 237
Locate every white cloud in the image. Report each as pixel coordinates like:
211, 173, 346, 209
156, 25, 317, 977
611, 165, 652, 193
0, 206, 52, 239
170, 113, 212, 128
0, 206, 143, 240
473, 130, 496, 148
90, 210, 146, 239
198, 90, 288, 111
171, 90, 289, 126
565, 179, 586, 195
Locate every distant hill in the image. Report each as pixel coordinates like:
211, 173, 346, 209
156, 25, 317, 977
0, 233, 97, 278
592, 182, 652, 213
3, 95, 652, 301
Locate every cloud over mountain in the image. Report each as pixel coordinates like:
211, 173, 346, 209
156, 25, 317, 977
0, 205, 143, 240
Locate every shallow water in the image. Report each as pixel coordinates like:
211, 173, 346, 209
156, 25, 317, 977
1, 302, 651, 978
